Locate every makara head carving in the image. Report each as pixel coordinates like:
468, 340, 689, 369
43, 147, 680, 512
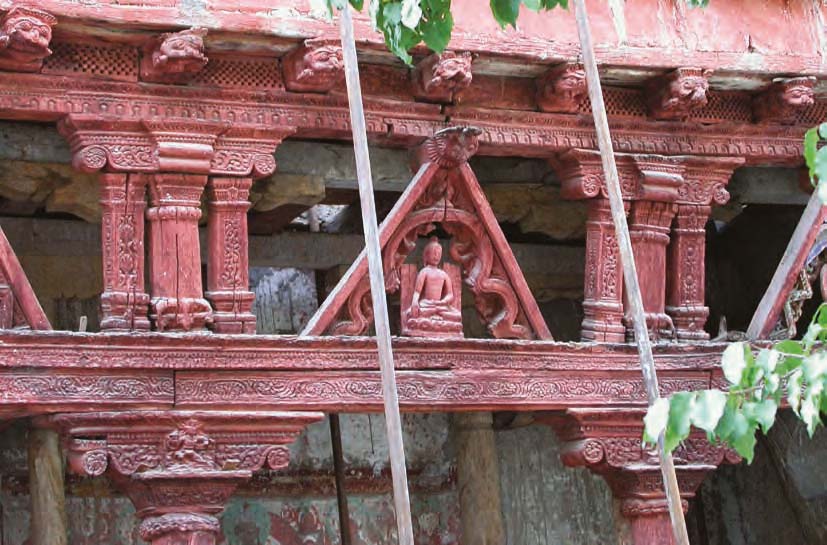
0, 6, 56, 69
648, 67, 713, 120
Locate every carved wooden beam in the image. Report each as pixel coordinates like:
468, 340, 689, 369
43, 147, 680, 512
536, 63, 587, 114
646, 68, 713, 121
140, 27, 208, 84
0, 6, 56, 73
282, 39, 344, 93
38, 411, 323, 545
540, 409, 740, 545
413, 51, 473, 103
753, 76, 816, 125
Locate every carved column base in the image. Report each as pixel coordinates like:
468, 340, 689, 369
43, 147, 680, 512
38, 411, 324, 545
665, 305, 710, 341
205, 292, 256, 334
101, 292, 151, 331
582, 301, 627, 343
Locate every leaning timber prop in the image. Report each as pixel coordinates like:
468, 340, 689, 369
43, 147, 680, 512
335, 5, 415, 545
572, 0, 691, 542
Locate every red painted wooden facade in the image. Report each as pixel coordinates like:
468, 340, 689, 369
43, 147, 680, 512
0, 0, 824, 542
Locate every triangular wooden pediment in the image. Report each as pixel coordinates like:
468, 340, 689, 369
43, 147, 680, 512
0, 226, 50, 331
303, 127, 551, 340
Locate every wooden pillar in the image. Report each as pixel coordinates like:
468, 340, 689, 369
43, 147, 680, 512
624, 157, 683, 341
666, 157, 743, 340
99, 173, 150, 331
146, 173, 212, 332
581, 197, 630, 342
28, 428, 68, 545
205, 177, 255, 334
454, 412, 505, 545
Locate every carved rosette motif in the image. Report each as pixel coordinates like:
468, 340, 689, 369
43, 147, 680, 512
146, 173, 213, 332
99, 173, 150, 331
0, 6, 57, 72
141, 27, 209, 84
536, 63, 587, 114
413, 51, 474, 103
282, 39, 344, 93
753, 76, 816, 124
647, 67, 713, 121
543, 409, 739, 545
41, 411, 323, 545
206, 177, 256, 334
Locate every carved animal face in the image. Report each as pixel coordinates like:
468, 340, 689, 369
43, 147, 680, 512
153, 29, 207, 73
428, 126, 481, 167
781, 81, 815, 107
554, 66, 586, 97
430, 52, 473, 90
2, 12, 52, 54
664, 72, 710, 111
299, 45, 343, 80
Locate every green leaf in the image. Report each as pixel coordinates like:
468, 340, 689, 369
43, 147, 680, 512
691, 389, 727, 433
802, 352, 827, 383
401, 0, 423, 28
732, 422, 758, 463
523, 0, 543, 10
714, 400, 738, 440
818, 122, 827, 139
643, 397, 669, 445
814, 149, 827, 197
722, 342, 748, 386
756, 348, 780, 374
804, 127, 819, 181
788, 368, 803, 414
349, 0, 364, 10
421, 11, 453, 52
801, 392, 822, 437
752, 399, 778, 434
665, 392, 695, 452
490, 0, 521, 28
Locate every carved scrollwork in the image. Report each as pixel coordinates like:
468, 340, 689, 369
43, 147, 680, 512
139, 513, 220, 542
81, 449, 109, 476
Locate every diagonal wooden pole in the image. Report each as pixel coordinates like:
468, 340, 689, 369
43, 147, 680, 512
571, 0, 690, 543
337, 6, 415, 545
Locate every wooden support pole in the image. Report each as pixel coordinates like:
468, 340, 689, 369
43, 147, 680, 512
454, 412, 506, 545
571, 0, 690, 543
337, 6, 415, 545
28, 428, 68, 545
330, 414, 353, 545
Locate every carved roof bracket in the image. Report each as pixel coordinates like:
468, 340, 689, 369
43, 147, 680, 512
753, 76, 816, 125
0, 6, 56, 73
536, 63, 587, 114
646, 67, 713, 121
413, 51, 474, 104
140, 27, 209, 84
303, 126, 552, 340
282, 39, 344, 93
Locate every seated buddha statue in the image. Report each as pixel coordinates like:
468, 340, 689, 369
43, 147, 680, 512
403, 237, 463, 337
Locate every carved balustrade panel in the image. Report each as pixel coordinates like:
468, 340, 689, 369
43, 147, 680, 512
38, 411, 323, 545
541, 409, 740, 545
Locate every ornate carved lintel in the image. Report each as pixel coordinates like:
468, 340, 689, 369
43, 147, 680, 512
413, 51, 473, 103
206, 177, 256, 334
0, 6, 56, 73
141, 28, 208, 84
40, 411, 323, 545
282, 40, 344, 93
536, 63, 587, 114
647, 68, 713, 121
146, 173, 212, 332
100, 173, 150, 331
541, 409, 740, 545
753, 76, 816, 124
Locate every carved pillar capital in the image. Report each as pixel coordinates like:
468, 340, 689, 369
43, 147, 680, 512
0, 6, 57, 73
58, 116, 158, 174
542, 409, 739, 545
413, 51, 474, 103
553, 148, 639, 200
140, 27, 208, 84
282, 39, 344, 93
211, 127, 294, 179
646, 67, 713, 121
39, 411, 323, 545
753, 76, 816, 125
536, 63, 587, 114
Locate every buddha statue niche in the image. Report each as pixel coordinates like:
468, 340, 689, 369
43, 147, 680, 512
401, 237, 464, 338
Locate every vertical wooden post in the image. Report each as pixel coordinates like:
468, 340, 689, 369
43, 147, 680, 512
454, 412, 505, 545
571, 0, 690, 542
337, 6, 415, 545
330, 414, 352, 545
28, 429, 68, 545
